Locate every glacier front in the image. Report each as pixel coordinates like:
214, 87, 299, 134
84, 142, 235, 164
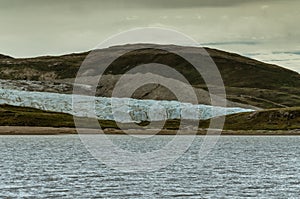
0, 89, 253, 122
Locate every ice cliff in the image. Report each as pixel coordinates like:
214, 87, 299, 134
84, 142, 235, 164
0, 89, 253, 122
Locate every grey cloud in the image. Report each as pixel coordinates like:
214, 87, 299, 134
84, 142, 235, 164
127, 0, 293, 8
202, 41, 260, 46
273, 51, 300, 55
0, 0, 295, 10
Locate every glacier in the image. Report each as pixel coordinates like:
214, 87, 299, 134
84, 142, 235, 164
0, 89, 253, 122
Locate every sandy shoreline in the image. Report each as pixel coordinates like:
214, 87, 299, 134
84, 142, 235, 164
0, 126, 77, 135
0, 126, 300, 135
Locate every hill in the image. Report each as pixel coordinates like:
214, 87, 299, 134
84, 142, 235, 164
221, 107, 300, 130
0, 44, 299, 108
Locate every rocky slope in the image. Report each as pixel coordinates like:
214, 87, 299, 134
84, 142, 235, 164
199, 107, 300, 131
223, 107, 300, 130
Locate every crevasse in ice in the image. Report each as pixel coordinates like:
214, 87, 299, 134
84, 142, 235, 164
0, 89, 253, 122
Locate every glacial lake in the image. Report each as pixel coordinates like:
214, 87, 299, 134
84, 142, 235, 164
1, 135, 300, 198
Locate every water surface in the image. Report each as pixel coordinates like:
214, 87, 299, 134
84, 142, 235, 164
1, 135, 300, 198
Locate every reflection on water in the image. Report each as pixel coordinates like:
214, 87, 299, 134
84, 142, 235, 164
1, 135, 300, 198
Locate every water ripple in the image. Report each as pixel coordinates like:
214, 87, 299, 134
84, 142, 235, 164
1, 135, 300, 198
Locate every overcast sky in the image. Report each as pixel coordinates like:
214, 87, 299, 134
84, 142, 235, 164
0, 0, 299, 72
